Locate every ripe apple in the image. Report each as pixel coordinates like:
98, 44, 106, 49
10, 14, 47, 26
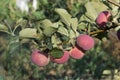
96, 11, 112, 28
76, 34, 94, 50
51, 51, 70, 64
31, 49, 49, 67
69, 47, 85, 59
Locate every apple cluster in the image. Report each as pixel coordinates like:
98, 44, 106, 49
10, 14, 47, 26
31, 34, 95, 67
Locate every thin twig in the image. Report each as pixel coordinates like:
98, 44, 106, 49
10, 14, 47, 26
107, 0, 120, 7
90, 30, 105, 35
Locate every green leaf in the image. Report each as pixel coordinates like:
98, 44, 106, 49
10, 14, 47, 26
69, 29, 77, 39
50, 48, 63, 58
85, 2, 98, 21
0, 24, 8, 31
32, 11, 45, 20
79, 15, 91, 22
55, 8, 71, 27
7, 36, 20, 58
43, 27, 57, 37
78, 22, 87, 30
91, 2, 108, 14
51, 35, 62, 47
41, 19, 53, 29
41, 19, 57, 36
51, 22, 59, 28
70, 18, 78, 31
85, 1, 108, 21
19, 28, 38, 38
57, 26, 69, 36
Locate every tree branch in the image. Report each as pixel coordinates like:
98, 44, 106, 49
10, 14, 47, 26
107, 0, 120, 7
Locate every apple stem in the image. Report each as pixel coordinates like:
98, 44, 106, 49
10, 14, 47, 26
107, 0, 120, 7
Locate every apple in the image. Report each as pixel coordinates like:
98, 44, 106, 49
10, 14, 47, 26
31, 49, 49, 67
69, 47, 85, 59
51, 51, 70, 64
76, 34, 94, 50
96, 11, 112, 28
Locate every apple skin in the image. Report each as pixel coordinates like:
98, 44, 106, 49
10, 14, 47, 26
96, 11, 111, 28
76, 34, 94, 50
51, 51, 70, 64
31, 50, 49, 67
69, 47, 85, 59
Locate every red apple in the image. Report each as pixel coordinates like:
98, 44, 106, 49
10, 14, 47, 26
69, 47, 85, 59
51, 51, 70, 64
76, 34, 94, 50
96, 11, 111, 28
31, 49, 49, 67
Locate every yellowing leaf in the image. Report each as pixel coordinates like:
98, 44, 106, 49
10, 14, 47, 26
19, 28, 38, 38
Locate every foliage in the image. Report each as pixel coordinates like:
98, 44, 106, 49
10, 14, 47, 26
0, 0, 120, 80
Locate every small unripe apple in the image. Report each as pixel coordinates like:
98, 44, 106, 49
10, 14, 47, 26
69, 47, 84, 59
31, 49, 49, 67
76, 34, 94, 50
96, 11, 112, 28
51, 51, 69, 64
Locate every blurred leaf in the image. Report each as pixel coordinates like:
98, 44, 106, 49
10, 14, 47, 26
70, 18, 78, 31
0, 76, 4, 80
91, 2, 108, 14
15, 18, 28, 28
9, 42, 20, 56
8, 36, 20, 56
78, 22, 86, 30
102, 70, 111, 75
43, 27, 57, 37
85, 1, 108, 22
55, 8, 71, 27
57, 26, 69, 36
0, 66, 4, 79
0, 24, 8, 31
0, 0, 9, 20
51, 35, 61, 47
51, 22, 60, 28
50, 48, 63, 58
79, 15, 91, 22
41, 19, 53, 29
19, 28, 38, 38
69, 29, 76, 39
85, 2, 98, 21
41, 19, 57, 36
32, 11, 45, 20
